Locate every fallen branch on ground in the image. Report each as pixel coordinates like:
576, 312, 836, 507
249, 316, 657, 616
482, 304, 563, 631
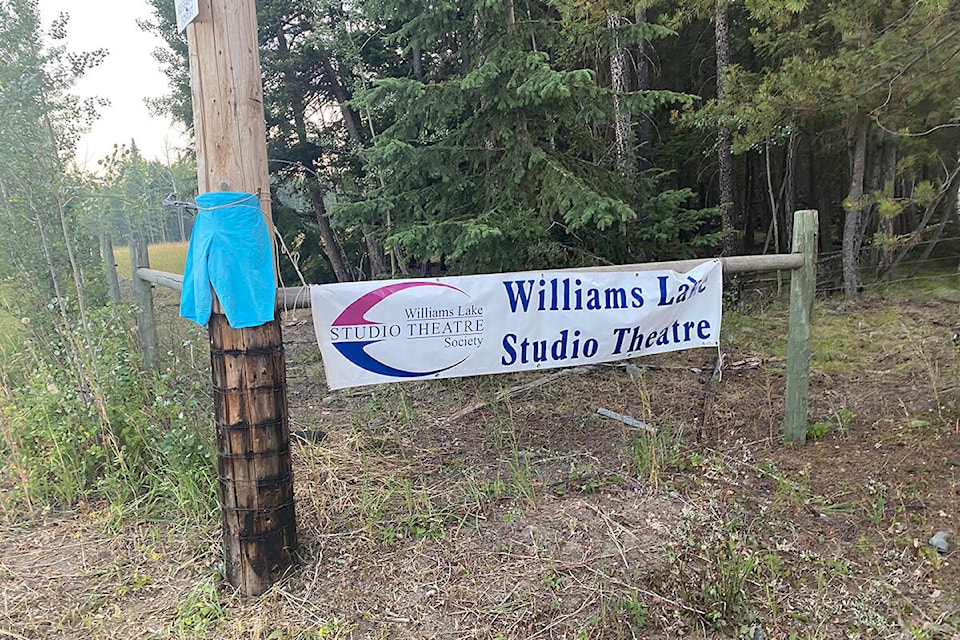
596, 407, 656, 435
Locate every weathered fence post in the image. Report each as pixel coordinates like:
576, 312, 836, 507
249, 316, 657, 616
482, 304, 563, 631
100, 233, 121, 305
129, 233, 159, 370
784, 210, 818, 443
186, 0, 296, 595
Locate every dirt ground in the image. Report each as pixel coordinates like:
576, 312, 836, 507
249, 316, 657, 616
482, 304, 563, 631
1, 280, 959, 639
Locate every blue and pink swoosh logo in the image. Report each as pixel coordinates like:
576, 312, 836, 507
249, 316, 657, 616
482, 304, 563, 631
332, 281, 469, 378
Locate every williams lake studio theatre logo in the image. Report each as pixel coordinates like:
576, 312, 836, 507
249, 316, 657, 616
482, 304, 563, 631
328, 281, 485, 380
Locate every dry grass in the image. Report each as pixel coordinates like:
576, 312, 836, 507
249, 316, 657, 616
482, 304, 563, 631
113, 241, 189, 278
2, 278, 960, 639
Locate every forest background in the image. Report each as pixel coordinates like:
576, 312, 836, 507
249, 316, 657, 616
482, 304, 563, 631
139, 0, 960, 295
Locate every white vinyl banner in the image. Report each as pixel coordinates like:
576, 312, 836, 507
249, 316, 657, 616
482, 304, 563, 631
311, 260, 722, 390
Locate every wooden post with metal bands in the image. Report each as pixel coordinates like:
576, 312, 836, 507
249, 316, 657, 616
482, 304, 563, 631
186, 0, 295, 595
209, 310, 295, 590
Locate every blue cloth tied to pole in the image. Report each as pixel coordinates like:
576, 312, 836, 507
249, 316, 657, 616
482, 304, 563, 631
179, 191, 276, 329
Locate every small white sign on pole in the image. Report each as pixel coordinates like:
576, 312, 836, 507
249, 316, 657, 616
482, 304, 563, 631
175, 0, 199, 32
312, 260, 723, 390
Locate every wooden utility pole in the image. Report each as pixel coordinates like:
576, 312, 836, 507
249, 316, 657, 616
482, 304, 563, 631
186, 0, 296, 596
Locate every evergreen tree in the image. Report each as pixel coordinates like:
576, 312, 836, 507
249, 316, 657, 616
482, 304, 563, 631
146, 0, 393, 282
341, 0, 719, 275
649, 0, 746, 254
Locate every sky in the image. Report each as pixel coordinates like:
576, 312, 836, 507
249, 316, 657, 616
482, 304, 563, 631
36, 0, 189, 169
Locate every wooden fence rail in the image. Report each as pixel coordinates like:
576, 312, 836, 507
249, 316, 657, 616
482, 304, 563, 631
137, 253, 806, 308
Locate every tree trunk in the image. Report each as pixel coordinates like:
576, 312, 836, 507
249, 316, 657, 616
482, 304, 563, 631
276, 25, 309, 143
716, 0, 737, 255
46, 158, 93, 349
878, 138, 897, 273
783, 129, 797, 248
743, 151, 755, 252
309, 186, 353, 282
323, 58, 366, 150
860, 129, 886, 272
364, 227, 388, 278
609, 11, 633, 176
280, 30, 376, 280
325, 65, 388, 277
635, 5, 653, 172
842, 115, 869, 296
412, 47, 423, 80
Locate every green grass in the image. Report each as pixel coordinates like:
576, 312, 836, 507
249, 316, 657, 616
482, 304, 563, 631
113, 241, 189, 278
726, 277, 960, 379
810, 306, 902, 376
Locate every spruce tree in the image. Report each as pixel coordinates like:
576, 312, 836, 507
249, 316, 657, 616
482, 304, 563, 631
333, 0, 721, 274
